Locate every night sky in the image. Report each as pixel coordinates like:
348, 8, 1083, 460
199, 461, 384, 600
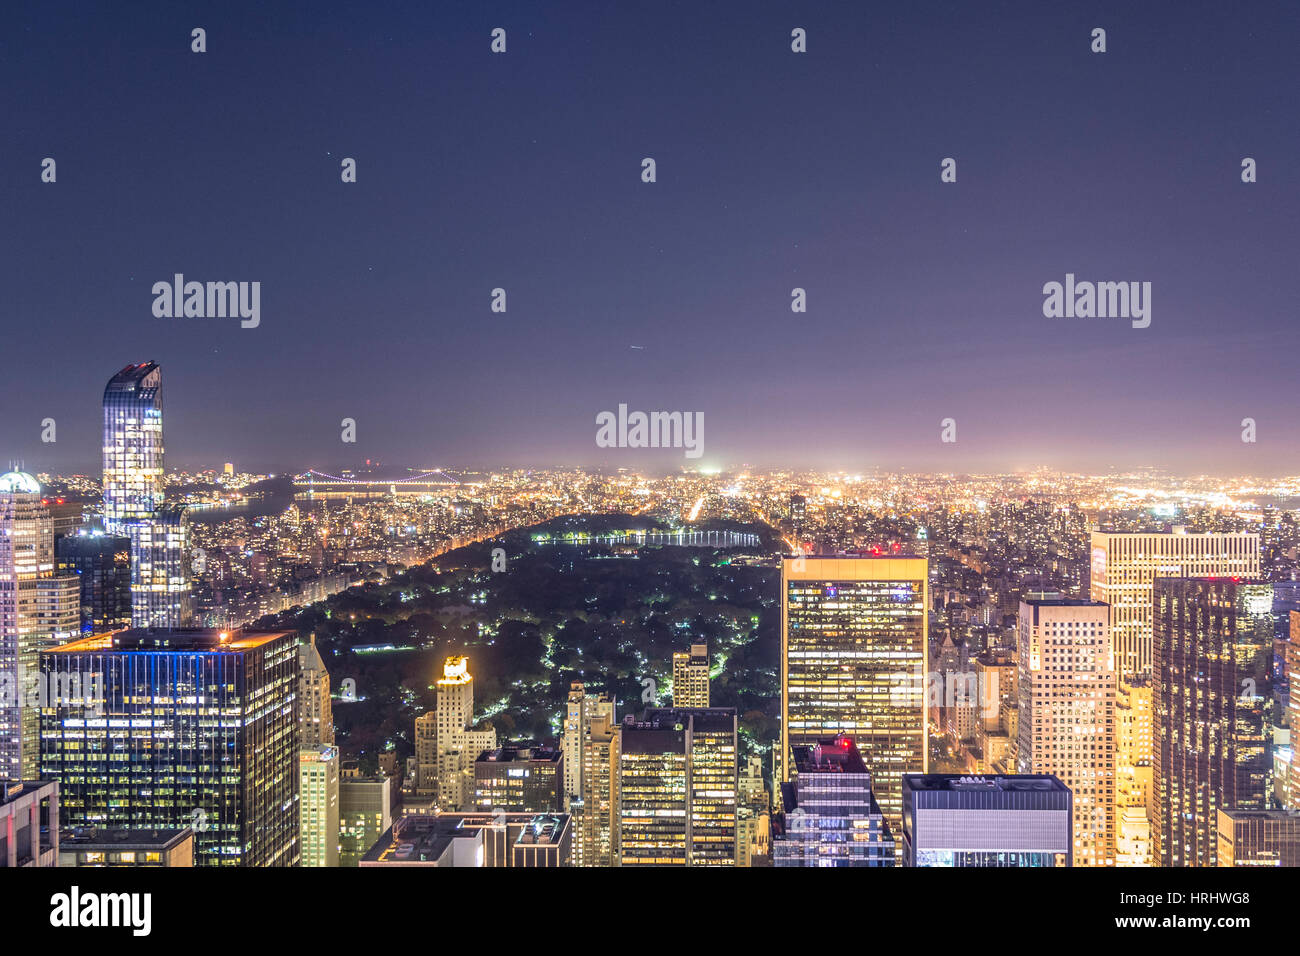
3, 1, 1298, 475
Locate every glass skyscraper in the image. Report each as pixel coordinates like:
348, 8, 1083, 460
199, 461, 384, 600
39, 627, 300, 867
782, 555, 928, 833
1153, 578, 1273, 867
102, 362, 165, 534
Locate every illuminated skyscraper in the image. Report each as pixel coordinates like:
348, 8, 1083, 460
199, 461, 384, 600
781, 555, 928, 832
40, 628, 300, 867
0, 471, 81, 780
339, 776, 391, 868
1016, 596, 1115, 867
619, 708, 738, 867
432, 656, 496, 810
577, 710, 620, 867
1089, 529, 1259, 682
774, 735, 895, 867
125, 506, 193, 628
672, 643, 710, 707
55, 532, 132, 632
1115, 678, 1153, 866
300, 745, 340, 867
102, 363, 164, 534
561, 681, 615, 807
1153, 578, 1273, 867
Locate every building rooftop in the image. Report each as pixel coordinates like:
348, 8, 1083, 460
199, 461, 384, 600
904, 774, 1068, 793
60, 827, 192, 851
791, 735, 869, 775
47, 627, 295, 653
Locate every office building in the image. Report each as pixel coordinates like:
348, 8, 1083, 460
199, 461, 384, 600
577, 710, 620, 867
619, 707, 738, 867
1016, 596, 1115, 867
339, 776, 391, 868
40, 628, 299, 867
901, 774, 1073, 867
125, 507, 193, 628
672, 643, 710, 707
1153, 578, 1272, 867
782, 554, 928, 832
774, 735, 895, 867
55, 532, 131, 633
1090, 529, 1259, 681
0, 779, 59, 867
300, 745, 340, 867
473, 744, 563, 812
1115, 678, 1153, 866
1216, 809, 1300, 866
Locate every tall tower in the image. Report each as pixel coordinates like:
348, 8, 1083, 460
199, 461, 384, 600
672, 643, 710, 707
577, 711, 620, 867
298, 634, 335, 748
433, 656, 496, 810
102, 363, 164, 534
1153, 578, 1272, 867
781, 554, 928, 832
1089, 529, 1259, 682
561, 682, 615, 807
125, 506, 193, 628
1016, 596, 1116, 867
0, 471, 81, 780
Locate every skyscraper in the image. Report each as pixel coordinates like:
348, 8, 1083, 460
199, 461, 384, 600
577, 710, 620, 867
561, 681, 615, 809
619, 708, 738, 867
0, 471, 82, 780
672, 643, 710, 707
1153, 578, 1273, 867
54, 532, 132, 633
102, 363, 164, 534
40, 627, 300, 867
781, 554, 928, 832
124, 506, 193, 628
102, 363, 193, 629
431, 656, 496, 810
1016, 596, 1116, 867
774, 735, 895, 867
300, 745, 340, 867
1090, 529, 1259, 681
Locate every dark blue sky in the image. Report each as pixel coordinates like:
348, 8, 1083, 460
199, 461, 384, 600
3, 0, 1298, 475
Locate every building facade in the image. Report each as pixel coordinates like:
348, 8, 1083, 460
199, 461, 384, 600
1152, 578, 1273, 867
781, 555, 928, 832
40, 628, 300, 867
1016, 596, 1116, 867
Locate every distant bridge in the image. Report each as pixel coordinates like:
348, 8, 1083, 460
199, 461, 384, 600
294, 469, 460, 499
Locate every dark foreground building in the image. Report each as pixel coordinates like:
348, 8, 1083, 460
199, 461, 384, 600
40, 628, 299, 866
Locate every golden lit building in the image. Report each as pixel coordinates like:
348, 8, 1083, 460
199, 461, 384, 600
781, 555, 928, 832
1089, 530, 1259, 682
1016, 596, 1116, 867
299, 745, 340, 867
577, 711, 620, 867
1115, 678, 1153, 866
619, 708, 737, 866
672, 643, 710, 707
429, 656, 496, 810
